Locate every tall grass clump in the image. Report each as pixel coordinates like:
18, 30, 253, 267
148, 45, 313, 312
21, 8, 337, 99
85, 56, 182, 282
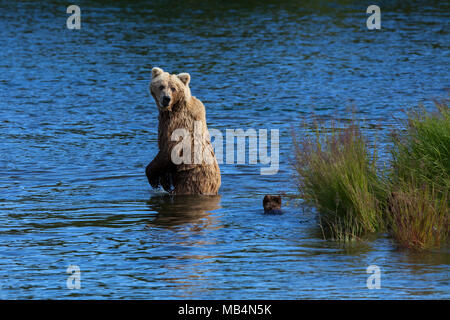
293, 121, 387, 241
391, 101, 449, 193
388, 183, 448, 250
388, 101, 450, 250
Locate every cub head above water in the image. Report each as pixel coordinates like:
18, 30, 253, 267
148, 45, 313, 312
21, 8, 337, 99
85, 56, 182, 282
263, 195, 282, 215
149, 67, 191, 112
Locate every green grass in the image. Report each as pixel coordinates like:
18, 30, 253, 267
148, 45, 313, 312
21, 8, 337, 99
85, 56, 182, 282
388, 182, 448, 250
293, 101, 449, 249
391, 101, 449, 195
388, 101, 449, 250
293, 121, 387, 241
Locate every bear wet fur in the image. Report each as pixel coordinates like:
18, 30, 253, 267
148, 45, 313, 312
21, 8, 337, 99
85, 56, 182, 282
146, 67, 221, 195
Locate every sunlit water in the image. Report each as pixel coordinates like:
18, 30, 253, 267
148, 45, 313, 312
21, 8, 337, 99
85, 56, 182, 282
0, 1, 448, 299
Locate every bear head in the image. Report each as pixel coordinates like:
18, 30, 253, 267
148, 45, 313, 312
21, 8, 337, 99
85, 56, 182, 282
263, 195, 282, 212
149, 67, 191, 112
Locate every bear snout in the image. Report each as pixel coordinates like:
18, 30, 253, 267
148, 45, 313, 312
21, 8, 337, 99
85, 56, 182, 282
161, 96, 171, 107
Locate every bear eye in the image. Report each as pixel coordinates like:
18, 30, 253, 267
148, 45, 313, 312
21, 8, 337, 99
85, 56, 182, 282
170, 86, 176, 91
159, 85, 164, 90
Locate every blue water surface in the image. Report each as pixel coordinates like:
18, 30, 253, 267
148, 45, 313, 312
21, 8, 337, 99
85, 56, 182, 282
0, 0, 448, 299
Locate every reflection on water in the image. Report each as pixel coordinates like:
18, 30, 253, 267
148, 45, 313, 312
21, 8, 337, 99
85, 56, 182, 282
145, 195, 222, 298
0, 0, 448, 299
146, 194, 222, 229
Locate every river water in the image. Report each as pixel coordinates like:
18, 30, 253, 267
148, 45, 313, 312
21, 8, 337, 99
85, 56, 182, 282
0, 0, 448, 299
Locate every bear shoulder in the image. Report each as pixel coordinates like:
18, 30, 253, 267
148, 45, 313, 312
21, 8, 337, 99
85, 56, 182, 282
186, 96, 206, 121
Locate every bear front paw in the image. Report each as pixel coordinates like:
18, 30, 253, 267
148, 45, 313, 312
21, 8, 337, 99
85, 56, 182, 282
160, 172, 173, 193
149, 176, 160, 189
146, 164, 160, 189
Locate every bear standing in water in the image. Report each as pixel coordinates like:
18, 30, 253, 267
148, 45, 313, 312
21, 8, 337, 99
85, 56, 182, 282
146, 67, 221, 195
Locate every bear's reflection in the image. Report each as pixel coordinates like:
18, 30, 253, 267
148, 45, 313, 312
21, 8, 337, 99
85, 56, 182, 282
146, 194, 222, 229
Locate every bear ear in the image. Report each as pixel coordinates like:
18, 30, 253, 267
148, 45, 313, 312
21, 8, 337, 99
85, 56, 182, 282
177, 73, 191, 86
152, 67, 164, 79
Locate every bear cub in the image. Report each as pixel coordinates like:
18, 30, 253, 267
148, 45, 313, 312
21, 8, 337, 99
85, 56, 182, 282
263, 195, 282, 215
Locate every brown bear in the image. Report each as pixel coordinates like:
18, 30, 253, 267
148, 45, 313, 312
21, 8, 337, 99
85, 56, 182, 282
263, 195, 282, 214
145, 67, 221, 195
